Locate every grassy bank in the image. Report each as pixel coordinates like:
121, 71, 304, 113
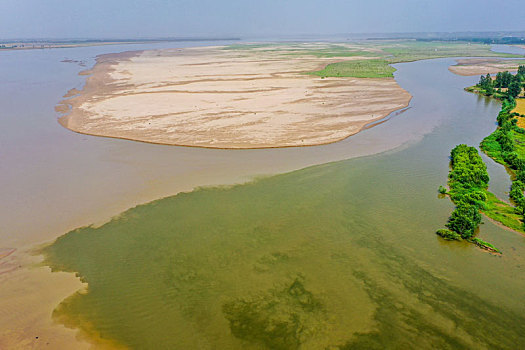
479, 97, 525, 231
470, 65, 525, 236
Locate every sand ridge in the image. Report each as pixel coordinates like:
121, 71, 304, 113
58, 45, 411, 148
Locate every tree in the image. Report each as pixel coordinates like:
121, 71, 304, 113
478, 74, 486, 87
446, 203, 481, 238
495, 71, 513, 88
518, 65, 525, 78
485, 75, 494, 95
477, 74, 494, 95
485, 73, 491, 85
508, 80, 521, 98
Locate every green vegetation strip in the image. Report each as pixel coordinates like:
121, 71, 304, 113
225, 41, 524, 79
437, 145, 502, 253
480, 96, 525, 227
478, 66, 525, 214
307, 42, 525, 79
440, 65, 525, 247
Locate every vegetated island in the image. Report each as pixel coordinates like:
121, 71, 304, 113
437, 145, 503, 253
437, 65, 525, 253
57, 41, 523, 149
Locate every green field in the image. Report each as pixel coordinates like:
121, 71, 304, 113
224, 41, 524, 79
307, 59, 396, 78
379, 41, 522, 63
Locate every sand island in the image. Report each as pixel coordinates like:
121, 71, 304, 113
58, 42, 524, 148
448, 58, 524, 76
57, 43, 411, 148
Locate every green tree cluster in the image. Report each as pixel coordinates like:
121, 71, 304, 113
495, 71, 514, 88
477, 73, 494, 95
436, 145, 501, 252
476, 65, 524, 98
437, 145, 489, 239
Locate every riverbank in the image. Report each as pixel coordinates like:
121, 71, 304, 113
455, 63, 525, 237
0, 249, 88, 349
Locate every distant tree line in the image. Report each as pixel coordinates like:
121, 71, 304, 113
417, 37, 525, 45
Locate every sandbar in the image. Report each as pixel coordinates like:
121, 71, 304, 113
58, 45, 411, 148
449, 58, 523, 76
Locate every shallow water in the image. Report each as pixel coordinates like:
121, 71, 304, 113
40, 53, 525, 347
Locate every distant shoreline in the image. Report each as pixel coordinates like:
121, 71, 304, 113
0, 38, 240, 51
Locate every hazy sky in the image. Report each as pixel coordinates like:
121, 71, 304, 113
1, 0, 523, 39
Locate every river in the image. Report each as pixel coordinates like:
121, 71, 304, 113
1, 43, 525, 348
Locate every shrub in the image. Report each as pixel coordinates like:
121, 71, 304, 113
446, 203, 482, 239
436, 229, 462, 241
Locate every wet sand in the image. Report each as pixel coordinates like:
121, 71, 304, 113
58, 46, 411, 148
0, 250, 88, 349
448, 58, 522, 76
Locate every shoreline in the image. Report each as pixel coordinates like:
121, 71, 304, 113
0, 39, 240, 52
58, 100, 413, 151
57, 46, 412, 149
0, 246, 90, 349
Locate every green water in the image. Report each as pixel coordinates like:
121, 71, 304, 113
43, 153, 525, 349
42, 58, 525, 349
